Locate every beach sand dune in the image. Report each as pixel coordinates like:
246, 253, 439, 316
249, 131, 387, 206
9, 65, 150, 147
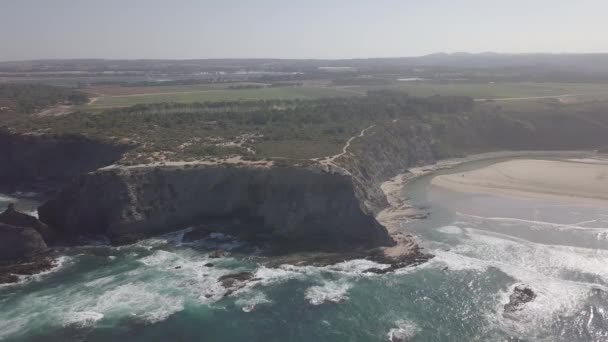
431, 158, 608, 204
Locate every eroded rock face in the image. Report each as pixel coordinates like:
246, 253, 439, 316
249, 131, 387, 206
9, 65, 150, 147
0, 203, 55, 242
336, 122, 436, 214
39, 166, 394, 249
0, 130, 131, 188
0, 222, 47, 261
504, 285, 536, 313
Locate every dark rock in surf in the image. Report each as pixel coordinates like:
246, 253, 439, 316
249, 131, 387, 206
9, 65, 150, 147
0, 273, 19, 284
209, 249, 229, 259
0, 212, 57, 284
218, 272, 254, 289
504, 285, 536, 313
364, 267, 394, 274
0, 222, 48, 261
0, 203, 55, 243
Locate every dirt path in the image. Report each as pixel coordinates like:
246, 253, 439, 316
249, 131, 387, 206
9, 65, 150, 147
102, 156, 274, 170
316, 125, 376, 174
474, 92, 607, 102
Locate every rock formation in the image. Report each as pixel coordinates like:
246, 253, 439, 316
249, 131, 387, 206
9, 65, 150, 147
0, 222, 47, 261
504, 284, 536, 313
7, 109, 608, 256
39, 165, 394, 249
0, 129, 130, 187
0, 203, 55, 242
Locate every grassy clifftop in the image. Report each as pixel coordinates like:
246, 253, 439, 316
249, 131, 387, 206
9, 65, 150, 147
3, 91, 473, 164
4, 83, 608, 167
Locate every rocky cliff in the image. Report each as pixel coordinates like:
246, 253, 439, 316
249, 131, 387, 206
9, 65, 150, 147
39, 165, 394, 249
0, 129, 130, 190
336, 121, 436, 214
12, 107, 608, 253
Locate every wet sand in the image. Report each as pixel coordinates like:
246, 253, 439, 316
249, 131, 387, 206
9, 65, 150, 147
431, 158, 608, 204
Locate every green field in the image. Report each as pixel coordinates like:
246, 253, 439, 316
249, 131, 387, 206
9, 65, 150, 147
82, 81, 608, 110
349, 82, 608, 99
86, 86, 361, 109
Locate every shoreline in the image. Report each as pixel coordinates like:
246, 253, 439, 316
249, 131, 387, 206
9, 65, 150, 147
431, 157, 608, 206
376, 150, 602, 243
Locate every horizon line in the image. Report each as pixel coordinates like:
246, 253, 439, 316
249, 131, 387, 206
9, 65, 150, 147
3, 52, 608, 63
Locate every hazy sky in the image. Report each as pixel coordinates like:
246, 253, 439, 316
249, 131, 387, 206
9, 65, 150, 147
1, 0, 607, 61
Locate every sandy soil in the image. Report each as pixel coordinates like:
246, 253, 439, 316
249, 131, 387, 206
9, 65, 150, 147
431, 158, 608, 204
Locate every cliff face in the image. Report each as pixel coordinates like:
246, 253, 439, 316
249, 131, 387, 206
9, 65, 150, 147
39, 166, 394, 249
0, 130, 130, 187
336, 121, 436, 214
24, 108, 608, 252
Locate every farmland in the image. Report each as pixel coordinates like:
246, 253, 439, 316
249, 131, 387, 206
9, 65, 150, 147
80, 81, 608, 109
83, 84, 362, 109
347, 82, 608, 100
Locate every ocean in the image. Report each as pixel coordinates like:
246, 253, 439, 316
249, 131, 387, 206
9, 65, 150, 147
2, 158, 608, 341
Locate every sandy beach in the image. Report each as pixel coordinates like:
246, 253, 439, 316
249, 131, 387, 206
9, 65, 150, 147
431, 158, 608, 204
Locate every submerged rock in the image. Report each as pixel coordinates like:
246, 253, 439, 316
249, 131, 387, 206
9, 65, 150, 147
504, 284, 536, 313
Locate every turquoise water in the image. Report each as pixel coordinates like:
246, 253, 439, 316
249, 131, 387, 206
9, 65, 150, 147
2, 159, 608, 341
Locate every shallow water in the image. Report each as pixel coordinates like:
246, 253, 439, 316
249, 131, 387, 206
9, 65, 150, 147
2, 158, 608, 341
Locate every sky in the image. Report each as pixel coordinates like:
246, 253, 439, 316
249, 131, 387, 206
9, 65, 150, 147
1, 0, 607, 61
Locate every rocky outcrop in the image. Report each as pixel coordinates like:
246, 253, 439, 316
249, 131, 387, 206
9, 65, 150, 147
0, 205, 57, 284
39, 165, 394, 249
0, 222, 48, 261
0, 129, 131, 189
0, 203, 55, 242
504, 284, 536, 313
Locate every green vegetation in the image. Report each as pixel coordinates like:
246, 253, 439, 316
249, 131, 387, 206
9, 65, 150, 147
0, 84, 88, 114
85, 86, 360, 109
81, 81, 608, 111
349, 82, 608, 99
6, 79, 608, 166
5, 91, 473, 164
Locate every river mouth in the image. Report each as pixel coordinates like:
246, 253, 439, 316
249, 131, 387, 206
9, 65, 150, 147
405, 156, 608, 341
2, 157, 608, 341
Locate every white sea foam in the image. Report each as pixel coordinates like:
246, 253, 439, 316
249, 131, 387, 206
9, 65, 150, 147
387, 320, 419, 341
83, 275, 116, 288
26, 256, 72, 283
434, 220, 608, 338
62, 311, 104, 328
235, 292, 271, 312
0, 316, 29, 340
305, 280, 352, 305
456, 228, 608, 282
0, 194, 17, 202
93, 283, 185, 323
457, 212, 608, 231
323, 259, 390, 274
139, 250, 182, 266
437, 225, 464, 234
25, 209, 39, 218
